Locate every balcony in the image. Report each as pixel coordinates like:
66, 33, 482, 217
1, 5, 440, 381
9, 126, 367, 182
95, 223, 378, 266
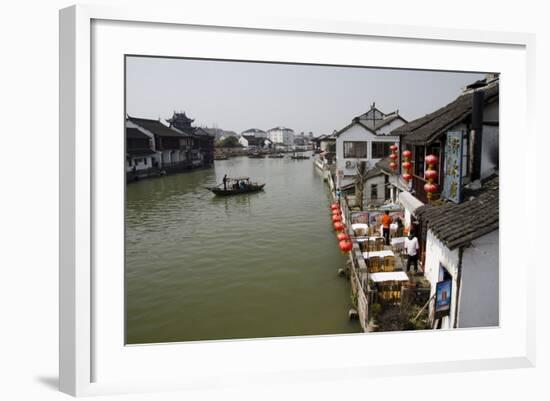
411, 174, 440, 204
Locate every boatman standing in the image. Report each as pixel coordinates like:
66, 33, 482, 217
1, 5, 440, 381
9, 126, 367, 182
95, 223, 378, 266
222, 174, 228, 190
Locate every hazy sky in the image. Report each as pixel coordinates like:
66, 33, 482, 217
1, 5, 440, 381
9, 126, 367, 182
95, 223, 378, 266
126, 56, 484, 136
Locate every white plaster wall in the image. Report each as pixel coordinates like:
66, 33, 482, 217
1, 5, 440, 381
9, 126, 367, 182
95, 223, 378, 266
424, 230, 460, 329
397, 192, 423, 228
268, 129, 294, 145
364, 174, 386, 205
126, 156, 153, 172
457, 229, 499, 328
335, 123, 399, 187
161, 150, 171, 164
374, 117, 406, 136
481, 124, 499, 179
484, 100, 499, 121
238, 136, 248, 147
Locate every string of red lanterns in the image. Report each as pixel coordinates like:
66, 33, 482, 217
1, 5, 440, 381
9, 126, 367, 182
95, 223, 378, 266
389, 144, 398, 171
329, 203, 352, 252
401, 150, 412, 182
338, 240, 353, 252
424, 154, 439, 201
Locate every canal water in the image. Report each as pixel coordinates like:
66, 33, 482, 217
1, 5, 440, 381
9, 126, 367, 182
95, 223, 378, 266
125, 154, 361, 344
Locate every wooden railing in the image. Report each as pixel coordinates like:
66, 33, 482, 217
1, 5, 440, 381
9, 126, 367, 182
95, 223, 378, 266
411, 174, 440, 203
341, 193, 370, 332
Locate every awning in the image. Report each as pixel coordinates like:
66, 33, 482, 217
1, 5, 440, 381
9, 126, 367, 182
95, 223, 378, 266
369, 271, 409, 283
398, 191, 424, 214
388, 175, 409, 192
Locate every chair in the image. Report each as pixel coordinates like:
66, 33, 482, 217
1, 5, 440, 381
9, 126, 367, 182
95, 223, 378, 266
383, 256, 395, 272
368, 256, 381, 273
375, 237, 385, 251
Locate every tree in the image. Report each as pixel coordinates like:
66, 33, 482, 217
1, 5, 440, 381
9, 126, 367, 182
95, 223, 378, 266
355, 161, 368, 210
219, 136, 242, 148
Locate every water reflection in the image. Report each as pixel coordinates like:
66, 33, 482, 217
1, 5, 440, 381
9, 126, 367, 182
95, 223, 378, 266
125, 154, 361, 344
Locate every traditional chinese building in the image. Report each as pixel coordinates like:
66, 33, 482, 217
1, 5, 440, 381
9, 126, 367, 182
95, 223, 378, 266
415, 175, 499, 329
334, 103, 407, 188
125, 126, 157, 177
167, 111, 215, 168
391, 75, 499, 204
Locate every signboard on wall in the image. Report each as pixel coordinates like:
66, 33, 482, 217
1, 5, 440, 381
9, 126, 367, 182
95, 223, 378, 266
442, 131, 463, 203
435, 279, 452, 319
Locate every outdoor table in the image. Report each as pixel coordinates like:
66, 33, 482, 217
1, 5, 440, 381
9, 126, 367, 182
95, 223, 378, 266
375, 223, 398, 235
369, 271, 409, 282
390, 237, 407, 245
351, 223, 369, 230
351, 223, 369, 236
362, 250, 395, 259
356, 236, 382, 243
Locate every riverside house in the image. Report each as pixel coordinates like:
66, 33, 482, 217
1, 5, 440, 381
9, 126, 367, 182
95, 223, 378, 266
125, 127, 157, 176
385, 75, 500, 329
126, 112, 215, 181
334, 103, 407, 189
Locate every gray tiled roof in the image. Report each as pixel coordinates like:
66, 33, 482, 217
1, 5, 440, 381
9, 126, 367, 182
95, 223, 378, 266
126, 127, 150, 140
415, 175, 499, 250
394, 82, 499, 145
128, 117, 187, 138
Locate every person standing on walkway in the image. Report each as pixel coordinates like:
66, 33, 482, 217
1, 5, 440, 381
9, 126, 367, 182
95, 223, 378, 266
404, 231, 419, 273
381, 211, 392, 245
222, 174, 228, 190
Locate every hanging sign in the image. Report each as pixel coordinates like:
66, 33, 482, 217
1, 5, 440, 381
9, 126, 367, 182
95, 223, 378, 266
435, 279, 452, 319
442, 131, 463, 203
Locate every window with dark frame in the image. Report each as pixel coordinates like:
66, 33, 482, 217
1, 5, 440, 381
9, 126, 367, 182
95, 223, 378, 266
370, 183, 378, 200
414, 146, 425, 177
343, 141, 368, 158
371, 141, 392, 159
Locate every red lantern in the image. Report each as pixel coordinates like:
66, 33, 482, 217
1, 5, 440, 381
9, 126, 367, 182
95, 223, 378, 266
332, 211, 341, 217
402, 173, 412, 182
336, 233, 349, 241
389, 162, 397, 170
424, 169, 438, 180
389, 153, 398, 160
339, 240, 353, 252
330, 204, 339, 210
425, 154, 438, 166
424, 183, 438, 193
390, 144, 398, 151
334, 222, 345, 232
402, 150, 412, 158
402, 161, 412, 170
332, 214, 342, 222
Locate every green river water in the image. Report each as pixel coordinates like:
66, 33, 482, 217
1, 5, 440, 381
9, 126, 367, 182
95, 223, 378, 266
125, 154, 361, 344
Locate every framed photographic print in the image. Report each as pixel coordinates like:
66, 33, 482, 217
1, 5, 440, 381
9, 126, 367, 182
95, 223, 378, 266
60, 4, 536, 397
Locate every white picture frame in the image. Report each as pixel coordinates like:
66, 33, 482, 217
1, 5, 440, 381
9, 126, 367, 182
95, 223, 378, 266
59, 4, 536, 397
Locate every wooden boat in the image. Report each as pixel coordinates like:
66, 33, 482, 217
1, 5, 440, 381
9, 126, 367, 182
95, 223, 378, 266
248, 153, 265, 158
206, 177, 265, 196
291, 154, 309, 160
267, 154, 284, 158
214, 155, 229, 160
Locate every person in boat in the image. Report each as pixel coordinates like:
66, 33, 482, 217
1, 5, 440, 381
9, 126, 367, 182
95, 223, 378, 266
222, 174, 228, 190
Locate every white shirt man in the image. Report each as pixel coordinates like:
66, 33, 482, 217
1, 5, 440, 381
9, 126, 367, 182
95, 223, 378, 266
404, 235, 419, 256
404, 234, 419, 272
